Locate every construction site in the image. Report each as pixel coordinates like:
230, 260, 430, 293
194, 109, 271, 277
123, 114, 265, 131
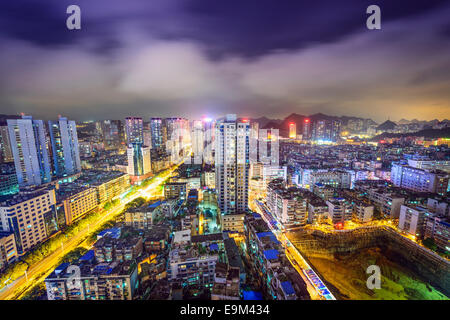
288, 226, 450, 300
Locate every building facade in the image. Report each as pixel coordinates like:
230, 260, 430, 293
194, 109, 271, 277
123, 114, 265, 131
48, 117, 81, 177
215, 114, 250, 215
7, 116, 52, 186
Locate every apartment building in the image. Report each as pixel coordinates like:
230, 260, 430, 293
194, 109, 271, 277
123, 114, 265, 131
326, 198, 353, 226
222, 212, 245, 233
0, 188, 56, 253
0, 231, 17, 269
164, 182, 187, 200
398, 205, 431, 237
214, 114, 250, 215
424, 216, 450, 251
267, 179, 308, 226
391, 163, 448, 195
45, 259, 138, 300
56, 185, 98, 225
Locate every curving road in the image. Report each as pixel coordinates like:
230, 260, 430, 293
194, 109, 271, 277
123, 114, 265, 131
0, 156, 187, 300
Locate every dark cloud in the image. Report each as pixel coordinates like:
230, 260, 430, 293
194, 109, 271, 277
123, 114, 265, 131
0, 0, 449, 122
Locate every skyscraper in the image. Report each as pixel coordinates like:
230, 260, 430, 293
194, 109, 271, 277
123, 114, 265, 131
302, 118, 311, 141
7, 116, 51, 186
0, 126, 13, 163
125, 117, 143, 145
150, 118, 163, 151
202, 117, 214, 165
164, 118, 182, 161
289, 123, 296, 139
143, 129, 152, 149
330, 120, 342, 142
100, 120, 125, 147
249, 122, 259, 164
127, 143, 151, 177
191, 120, 204, 165
258, 128, 279, 166
215, 114, 250, 214
48, 117, 81, 177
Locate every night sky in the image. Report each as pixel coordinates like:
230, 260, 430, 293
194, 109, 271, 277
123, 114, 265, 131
0, 0, 449, 122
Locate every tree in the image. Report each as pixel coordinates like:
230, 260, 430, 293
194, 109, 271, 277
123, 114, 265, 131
422, 237, 437, 251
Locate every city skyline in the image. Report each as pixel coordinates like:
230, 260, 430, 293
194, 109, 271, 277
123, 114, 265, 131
0, 0, 448, 305
0, 1, 449, 122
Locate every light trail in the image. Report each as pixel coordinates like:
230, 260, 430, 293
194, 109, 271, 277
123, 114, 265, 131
254, 200, 336, 300
0, 151, 190, 300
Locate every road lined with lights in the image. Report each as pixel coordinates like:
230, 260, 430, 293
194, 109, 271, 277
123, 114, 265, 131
254, 200, 336, 300
0, 153, 189, 300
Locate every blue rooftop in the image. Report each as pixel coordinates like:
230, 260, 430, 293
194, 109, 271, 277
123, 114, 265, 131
79, 250, 94, 262
209, 243, 219, 251
148, 200, 162, 208
55, 262, 69, 273
243, 291, 263, 300
281, 281, 295, 295
98, 227, 121, 239
256, 231, 279, 244
315, 182, 325, 187
263, 249, 279, 260
93, 265, 113, 275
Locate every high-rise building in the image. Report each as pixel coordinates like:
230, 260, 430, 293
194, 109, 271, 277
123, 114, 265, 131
391, 163, 448, 195
48, 117, 81, 178
0, 126, 13, 163
191, 120, 204, 165
202, 117, 214, 165
163, 118, 183, 163
311, 119, 341, 142
150, 118, 164, 151
125, 117, 143, 145
7, 116, 51, 186
0, 163, 19, 196
127, 143, 151, 177
289, 123, 296, 139
215, 114, 250, 214
302, 118, 311, 141
143, 129, 152, 149
100, 120, 125, 147
258, 128, 279, 166
0, 188, 56, 253
249, 122, 259, 164
330, 119, 342, 142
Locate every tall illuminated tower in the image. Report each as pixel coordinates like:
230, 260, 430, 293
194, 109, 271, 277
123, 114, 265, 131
127, 144, 151, 176
48, 117, 81, 177
150, 118, 164, 152
289, 122, 296, 139
125, 117, 143, 145
202, 117, 214, 165
302, 118, 311, 141
191, 120, 204, 165
7, 116, 51, 186
259, 128, 279, 165
249, 122, 259, 164
215, 114, 250, 214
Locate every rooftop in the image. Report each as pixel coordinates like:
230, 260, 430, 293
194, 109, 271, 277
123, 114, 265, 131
0, 188, 50, 207
76, 170, 128, 186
